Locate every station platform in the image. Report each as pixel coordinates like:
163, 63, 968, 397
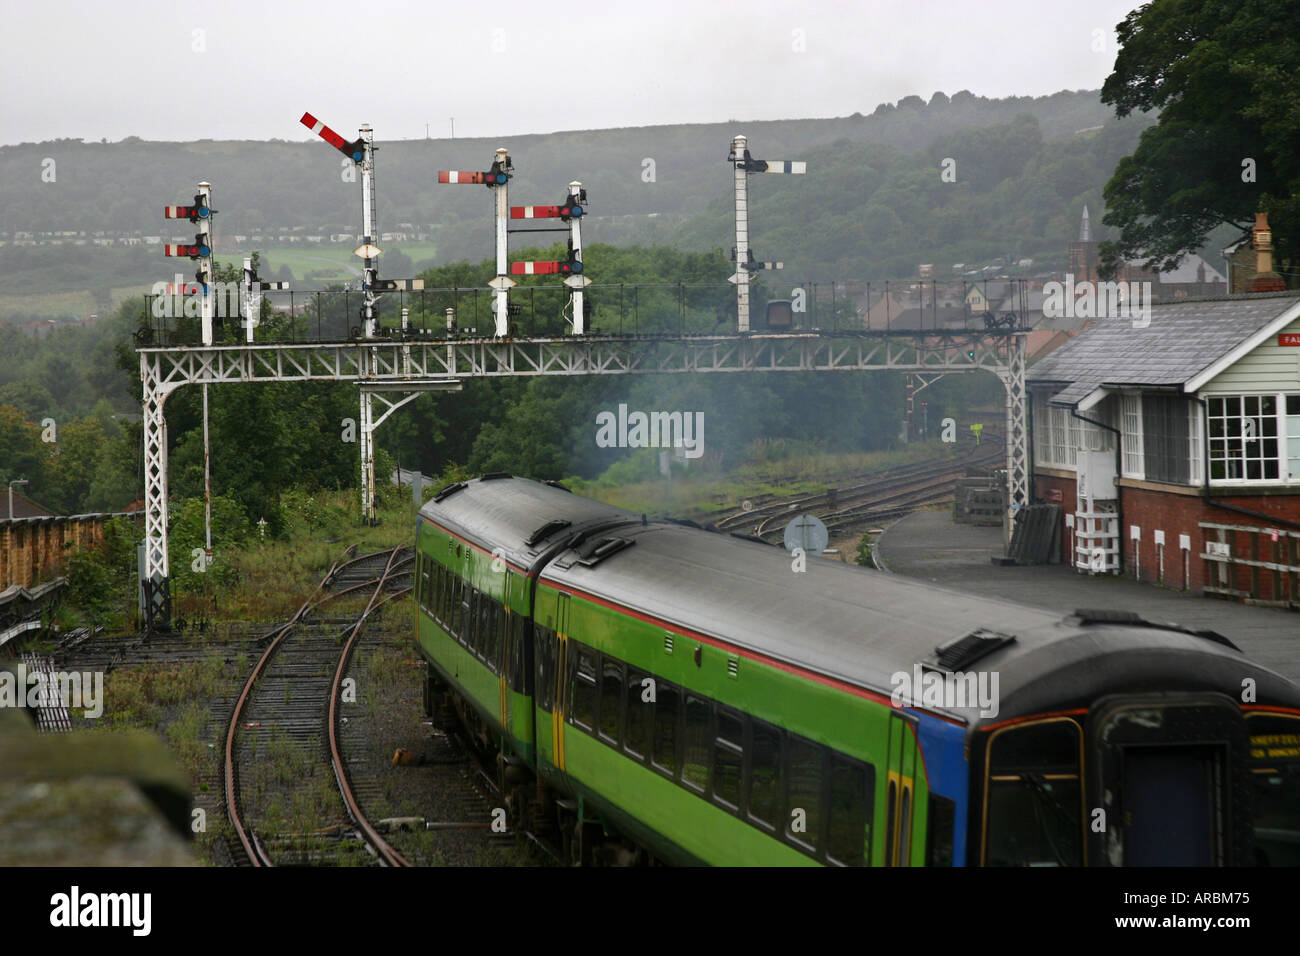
875, 510, 1299, 684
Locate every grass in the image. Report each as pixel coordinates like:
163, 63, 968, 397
0, 284, 153, 321
98, 653, 228, 729
570, 439, 967, 520
216, 488, 413, 621
215, 242, 440, 285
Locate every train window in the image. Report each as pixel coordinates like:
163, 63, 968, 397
571, 647, 597, 732
926, 795, 956, 867
827, 755, 871, 867
482, 600, 499, 670
984, 719, 1082, 866
435, 564, 445, 622
442, 566, 454, 625
682, 695, 711, 792
1246, 715, 1300, 866
624, 669, 651, 760
512, 616, 530, 694
450, 576, 464, 637
470, 590, 486, 658
495, 603, 508, 673
712, 708, 744, 812
786, 736, 825, 852
651, 682, 680, 776
534, 629, 554, 711
599, 657, 624, 745
747, 722, 782, 830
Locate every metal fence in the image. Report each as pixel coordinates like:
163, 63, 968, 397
136, 278, 1037, 346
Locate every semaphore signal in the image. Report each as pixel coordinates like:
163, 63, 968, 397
300, 112, 364, 163
300, 111, 426, 527
507, 181, 591, 333
727, 135, 805, 332
299, 111, 425, 337
240, 258, 289, 344
438, 148, 514, 336
163, 181, 215, 344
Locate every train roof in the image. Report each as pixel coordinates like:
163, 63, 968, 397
424, 477, 1300, 726
418, 475, 638, 572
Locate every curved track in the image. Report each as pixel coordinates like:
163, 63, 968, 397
223, 545, 413, 867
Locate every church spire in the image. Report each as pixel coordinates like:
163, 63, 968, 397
1079, 204, 1092, 243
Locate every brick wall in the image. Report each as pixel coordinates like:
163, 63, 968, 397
0, 516, 132, 589
1033, 471, 1300, 600
1122, 485, 1300, 600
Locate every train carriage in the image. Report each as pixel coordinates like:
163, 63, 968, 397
414, 475, 1300, 866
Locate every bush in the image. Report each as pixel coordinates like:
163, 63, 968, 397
62, 517, 141, 627
855, 533, 876, 568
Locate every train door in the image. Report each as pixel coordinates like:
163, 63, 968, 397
551, 593, 571, 772
884, 711, 919, 865
500, 571, 515, 732
1088, 693, 1249, 866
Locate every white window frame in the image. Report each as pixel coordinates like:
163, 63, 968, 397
1204, 391, 1298, 486
1121, 393, 1144, 479
1188, 402, 1204, 486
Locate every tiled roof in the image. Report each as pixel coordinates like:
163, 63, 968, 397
1027, 293, 1300, 403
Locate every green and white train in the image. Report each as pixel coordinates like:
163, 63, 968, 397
413, 475, 1300, 866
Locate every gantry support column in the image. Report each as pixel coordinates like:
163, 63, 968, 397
141, 352, 180, 629
998, 333, 1029, 545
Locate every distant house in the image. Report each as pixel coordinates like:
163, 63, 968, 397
1067, 204, 1228, 300
4, 491, 56, 520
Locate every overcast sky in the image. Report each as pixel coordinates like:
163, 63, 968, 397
1, 0, 1144, 146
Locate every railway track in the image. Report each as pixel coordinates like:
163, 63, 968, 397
222, 545, 415, 867
716, 433, 1004, 542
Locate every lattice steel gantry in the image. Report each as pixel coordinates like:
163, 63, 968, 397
138, 329, 1028, 627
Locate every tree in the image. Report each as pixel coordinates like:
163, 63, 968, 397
1098, 0, 1300, 274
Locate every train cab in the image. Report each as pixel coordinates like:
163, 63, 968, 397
968, 610, 1300, 866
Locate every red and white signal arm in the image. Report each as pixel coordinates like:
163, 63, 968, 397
510, 205, 563, 219
438, 170, 487, 184
510, 261, 563, 275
